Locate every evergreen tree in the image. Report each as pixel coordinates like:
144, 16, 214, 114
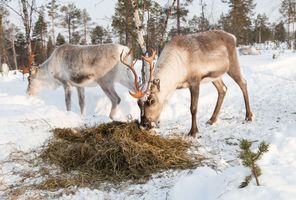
189, 15, 210, 33
56, 33, 66, 45
46, 0, 59, 45
171, 0, 193, 36
280, 0, 296, 47
112, 0, 134, 46
223, 0, 256, 44
46, 36, 54, 57
145, 1, 166, 49
0, 5, 9, 64
103, 26, 113, 43
81, 8, 92, 45
60, 3, 81, 43
90, 25, 105, 44
274, 21, 286, 42
15, 32, 27, 66
253, 14, 272, 43
239, 139, 269, 188
33, 10, 47, 64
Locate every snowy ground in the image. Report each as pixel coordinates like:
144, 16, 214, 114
0, 50, 296, 199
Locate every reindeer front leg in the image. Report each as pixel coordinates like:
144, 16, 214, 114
188, 81, 200, 137
76, 87, 85, 115
63, 83, 72, 112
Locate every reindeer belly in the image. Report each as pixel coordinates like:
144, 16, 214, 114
201, 76, 221, 84
70, 73, 98, 87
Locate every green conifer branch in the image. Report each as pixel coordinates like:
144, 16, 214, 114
239, 139, 269, 188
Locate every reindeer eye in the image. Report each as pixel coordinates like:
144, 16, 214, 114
148, 97, 155, 106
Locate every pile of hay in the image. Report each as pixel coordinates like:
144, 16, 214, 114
40, 121, 200, 184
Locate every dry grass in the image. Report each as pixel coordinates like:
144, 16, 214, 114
1, 121, 203, 197
39, 121, 202, 187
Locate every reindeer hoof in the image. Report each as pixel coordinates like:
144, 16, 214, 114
206, 118, 217, 125
188, 128, 198, 137
245, 112, 253, 121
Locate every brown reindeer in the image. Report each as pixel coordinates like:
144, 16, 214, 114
124, 30, 253, 137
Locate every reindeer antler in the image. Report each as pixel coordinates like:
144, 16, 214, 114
142, 48, 157, 93
120, 48, 144, 98
120, 48, 157, 99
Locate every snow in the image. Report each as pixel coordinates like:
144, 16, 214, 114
0, 50, 296, 199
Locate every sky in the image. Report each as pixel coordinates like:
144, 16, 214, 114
7, 0, 282, 34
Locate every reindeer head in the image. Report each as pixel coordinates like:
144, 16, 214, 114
120, 48, 161, 129
139, 78, 162, 129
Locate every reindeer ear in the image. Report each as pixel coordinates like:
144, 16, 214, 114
153, 79, 160, 91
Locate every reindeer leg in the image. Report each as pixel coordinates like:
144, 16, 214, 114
188, 81, 200, 137
63, 83, 72, 112
227, 73, 253, 121
98, 80, 121, 120
207, 79, 227, 125
76, 87, 85, 115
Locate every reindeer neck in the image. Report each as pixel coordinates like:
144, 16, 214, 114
154, 51, 187, 104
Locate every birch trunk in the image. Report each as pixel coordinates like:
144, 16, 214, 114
130, 0, 149, 84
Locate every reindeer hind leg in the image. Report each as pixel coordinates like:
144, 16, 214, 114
98, 80, 121, 120
227, 71, 253, 121
207, 78, 227, 125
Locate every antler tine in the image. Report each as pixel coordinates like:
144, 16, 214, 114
120, 48, 145, 99
141, 48, 157, 63
141, 48, 157, 93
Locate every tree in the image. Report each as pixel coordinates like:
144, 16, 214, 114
172, 0, 193, 35
60, 3, 81, 43
280, 0, 296, 48
218, 13, 231, 31
56, 32, 66, 45
7, 24, 18, 70
90, 25, 104, 44
189, 15, 210, 33
33, 10, 47, 63
0, 0, 37, 65
46, 36, 54, 57
0, 4, 9, 64
145, 1, 167, 49
81, 8, 92, 44
15, 32, 27, 66
46, 0, 59, 45
274, 21, 286, 42
239, 139, 269, 188
253, 14, 272, 43
198, 0, 209, 32
112, 0, 134, 46
223, 0, 256, 44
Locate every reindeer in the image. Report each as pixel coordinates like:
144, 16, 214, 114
125, 30, 253, 137
27, 43, 135, 118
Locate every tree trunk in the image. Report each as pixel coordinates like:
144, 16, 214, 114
159, 0, 177, 47
50, 0, 56, 45
11, 31, 18, 70
177, 0, 180, 35
68, 16, 71, 43
124, 0, 133, 48
130, 0, 148, 84
20, 0, 33, 65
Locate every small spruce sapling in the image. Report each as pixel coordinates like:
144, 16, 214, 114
239, 139, 269, 188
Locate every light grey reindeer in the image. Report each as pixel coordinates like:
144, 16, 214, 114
27, 43, 136, 119
130, 30, 253, 137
